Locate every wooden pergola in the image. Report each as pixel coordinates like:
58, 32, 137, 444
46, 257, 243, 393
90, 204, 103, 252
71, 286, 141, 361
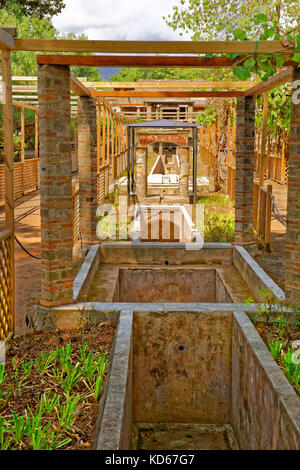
0, 29, 299, 336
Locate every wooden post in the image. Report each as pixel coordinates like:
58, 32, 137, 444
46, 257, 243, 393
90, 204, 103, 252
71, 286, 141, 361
34, 109, 39, 159
102, 104, 106, 166
2, 46, 15, 334
107, 106, 110, 166
35, 109, 39, 187
265, 184, 272, 252
20, 106, 25, 194
259, 92, 269, 187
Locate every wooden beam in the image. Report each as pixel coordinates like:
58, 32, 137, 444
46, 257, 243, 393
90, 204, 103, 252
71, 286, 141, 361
70, 73, 91, 97
0, 28, 15, 49
12, 100, 37, 111
259, 91, 269, 186
37, 54, 297, 69
91, 90, 244, 98
15, 39, 295, 54
88, 80, 256, 89
245, 68, 293, 96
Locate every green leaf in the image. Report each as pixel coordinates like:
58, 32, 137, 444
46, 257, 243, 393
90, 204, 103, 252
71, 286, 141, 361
233, 65, 251, 80
295, 32, 300, 50
292, 52, 300, 63
232, 28, 248, 41
243, 57, 256, 70
254, 13, 268, 24
262, 68, 275, 81
276, 55, 285, 67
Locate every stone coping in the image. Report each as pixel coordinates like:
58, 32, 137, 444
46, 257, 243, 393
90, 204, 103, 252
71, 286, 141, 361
233, 245, 285, 301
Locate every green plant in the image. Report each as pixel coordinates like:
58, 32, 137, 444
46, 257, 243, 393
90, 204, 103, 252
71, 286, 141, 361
268, 338, 284, 361
281, 348, 300, 393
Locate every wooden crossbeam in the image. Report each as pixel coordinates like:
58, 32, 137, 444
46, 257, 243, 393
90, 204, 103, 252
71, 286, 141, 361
70, 73, 91, 97
244, 68, 293, 96
87, 80, 256, 89
15, 39, 295, 54
91, 90, 244, 98
12, 100, 37, 111
0, 28, 15, 49
36, 54, 297, 68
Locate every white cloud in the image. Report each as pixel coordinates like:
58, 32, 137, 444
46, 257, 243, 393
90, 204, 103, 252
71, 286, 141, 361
52, 0, 189, 40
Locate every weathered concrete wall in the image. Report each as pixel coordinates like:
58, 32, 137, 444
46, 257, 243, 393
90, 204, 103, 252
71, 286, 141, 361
77, 96, 98, 248
285, 68, 300, 303
96, 310, 133, 450
38, 64, 73, 306
231, 311, 300, 450
100, 242, 233, 266
233, 245, 285, 301
234, 96, 255, 245
132, 310, 232, 424
119, 267, 216, 303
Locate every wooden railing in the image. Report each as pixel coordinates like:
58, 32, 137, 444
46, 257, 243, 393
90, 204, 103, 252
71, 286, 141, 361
112, 150, 127, 180
0, 229, 14, 339
226, 164, 236, 200
0, 159, 39, 206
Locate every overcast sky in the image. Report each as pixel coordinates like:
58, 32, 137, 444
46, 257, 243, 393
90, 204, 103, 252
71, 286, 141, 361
52, 0, 189, 41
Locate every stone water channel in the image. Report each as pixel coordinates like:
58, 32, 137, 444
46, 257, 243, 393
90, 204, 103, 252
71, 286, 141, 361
49, 242, 300, 450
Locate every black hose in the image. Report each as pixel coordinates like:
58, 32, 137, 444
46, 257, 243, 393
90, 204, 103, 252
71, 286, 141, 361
14, 235, 41, 260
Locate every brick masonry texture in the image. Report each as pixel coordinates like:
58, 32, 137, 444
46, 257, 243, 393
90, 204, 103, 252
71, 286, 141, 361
78, 96, 98, 245
38, 64, 73, 306
285, 68, 300, 303
234, 96, 255, 244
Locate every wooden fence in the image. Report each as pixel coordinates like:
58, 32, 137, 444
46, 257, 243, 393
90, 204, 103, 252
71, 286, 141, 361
0, 158, 39, 206
0, 229, 14, 340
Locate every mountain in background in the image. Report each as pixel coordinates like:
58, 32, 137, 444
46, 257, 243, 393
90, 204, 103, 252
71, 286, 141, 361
98, 67, 121, 80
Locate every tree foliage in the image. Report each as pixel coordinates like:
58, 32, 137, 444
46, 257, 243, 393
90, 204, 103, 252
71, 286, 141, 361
164, 0, 299, 40
0, 6, 101, 80
0, 0, 66, 19
110, 66, 236, 81
164, 1, 300, 81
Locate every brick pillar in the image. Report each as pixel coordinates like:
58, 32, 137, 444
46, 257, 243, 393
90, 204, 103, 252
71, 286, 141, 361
179, 146, 190, 199
77, 96, 98, 250
285, 68, 300, 303
38, 64, 73, 306
136, 147, 147, 201
234, 96, 255, 245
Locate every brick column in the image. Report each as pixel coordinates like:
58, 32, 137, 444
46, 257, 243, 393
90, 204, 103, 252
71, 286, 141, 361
285, 68, 300, 303
234, 96, 255, 245
136, 147, 147, 201
38, 64, 73, 306
179, 146, 190, 199
77, 96, 98, 251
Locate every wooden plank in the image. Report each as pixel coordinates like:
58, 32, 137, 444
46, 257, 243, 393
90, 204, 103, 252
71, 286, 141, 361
245, 68, 293, 96
91, 90, 244, 98
88, 80, 256, 89
70, 73, 91, 97
12, 100, 37, 111
0, 28, 15, 49
15, 39, 295, 54
36, 54, 297, 68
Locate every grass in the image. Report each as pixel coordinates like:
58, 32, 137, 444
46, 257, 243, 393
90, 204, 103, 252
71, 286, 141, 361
0, 322, 116, 450
197, 192, 235, 243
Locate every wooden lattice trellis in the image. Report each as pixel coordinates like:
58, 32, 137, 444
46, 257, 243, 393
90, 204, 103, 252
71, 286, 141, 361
0, 230, 14, 340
